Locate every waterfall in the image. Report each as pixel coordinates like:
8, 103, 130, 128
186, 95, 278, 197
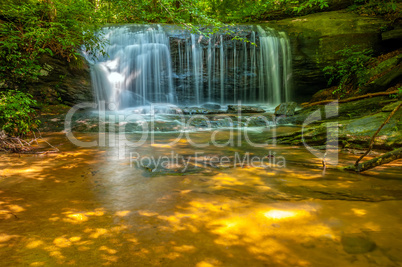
190, 34, 203, 104
85, 25, 292, 109
220, 35, 225, 105
257, 25, 292, 104
279, 31, 293, 101
86, 25, 175, 109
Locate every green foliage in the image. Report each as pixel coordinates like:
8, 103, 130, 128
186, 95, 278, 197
207, 0, 330, 22
323, 46, 373, 96
292, 0, 329, 14
105, 0, 225, 34
209, 0, 400, 22
349, 0, 400, 18
0, 90, 40, 137
389, 87, 402, 99
0, 0, 228, 87
0, 0, 104, 88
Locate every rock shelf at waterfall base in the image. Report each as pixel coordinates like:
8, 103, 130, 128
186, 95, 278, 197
38, 96, 402, 153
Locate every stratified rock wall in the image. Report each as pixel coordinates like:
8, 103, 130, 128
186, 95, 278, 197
28, 54, 92, 105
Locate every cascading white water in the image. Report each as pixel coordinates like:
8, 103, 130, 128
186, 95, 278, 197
173, 26, 292, 106
191, 34, 203, 104
85, 25, 175, 109
220, 35, 225, 105
85, 25, 292, 109
279, 31, 293, 102
257, 25, 292, 104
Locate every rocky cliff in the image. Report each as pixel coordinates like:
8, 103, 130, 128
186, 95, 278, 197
269, 10, 389, 101
28, 55, 92, 105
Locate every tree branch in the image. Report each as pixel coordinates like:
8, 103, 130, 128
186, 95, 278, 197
355, 102, 401, 166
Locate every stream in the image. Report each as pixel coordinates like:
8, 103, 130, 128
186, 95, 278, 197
1, 128, 401, 266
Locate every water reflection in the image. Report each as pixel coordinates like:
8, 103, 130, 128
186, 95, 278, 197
0, 130, 401, 266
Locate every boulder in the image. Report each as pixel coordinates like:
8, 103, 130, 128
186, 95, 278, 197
227, 105, 265, 113
275, 102, 298, 116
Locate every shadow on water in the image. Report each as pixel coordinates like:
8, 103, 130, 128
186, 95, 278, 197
0, 131, 402, 266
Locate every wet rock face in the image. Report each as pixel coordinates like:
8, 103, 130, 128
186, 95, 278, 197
181, 107, 225, 115
28, 55, 93, 105
227, 105, 266, 113
201, 103, 222, 110
275, 102, 298, 116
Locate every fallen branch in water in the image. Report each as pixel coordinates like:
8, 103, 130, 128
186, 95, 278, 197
354, 102, 401, 167
0, 132, 34, 153
342, 102, 402, 172
344, 147, 402, 172
302, 90, 398, 108
0, 130, 59, 154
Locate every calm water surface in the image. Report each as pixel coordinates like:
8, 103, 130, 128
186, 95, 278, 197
1, 129, 401, 266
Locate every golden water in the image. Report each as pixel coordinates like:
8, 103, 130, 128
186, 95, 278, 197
1, 131, 401, 266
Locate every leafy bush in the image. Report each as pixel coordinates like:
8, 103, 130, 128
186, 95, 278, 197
292, 0, 329, 14
0, 0, 104, 88
218, 0, 330, 22
349, 0, 400, 19
389, 87, 402, 99
0, 90, 40, 137
323, 46, 373, 96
